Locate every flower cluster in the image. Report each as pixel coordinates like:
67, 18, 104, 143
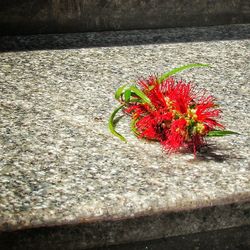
124, 76, 223, 154
109, 64, 237, 156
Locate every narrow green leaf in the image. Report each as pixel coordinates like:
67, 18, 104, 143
130, 86, 152, 105
131, 118, 139, 136
108, 105, 127, 142
124, 89, 131, 102
159, 63, 210, 83
115, 84, 127, 100
207, 130, 239, 137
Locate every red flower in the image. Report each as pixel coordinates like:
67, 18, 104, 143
125, 76, 223, 155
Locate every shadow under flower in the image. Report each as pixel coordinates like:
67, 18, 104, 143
187, 144, 245, 163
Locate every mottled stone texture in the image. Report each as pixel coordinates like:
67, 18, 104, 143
0, 24, 250, 248
0, 204, 250, 250
0, 0, 249, 35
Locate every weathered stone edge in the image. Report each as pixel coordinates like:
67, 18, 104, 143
0, 199, 249, 250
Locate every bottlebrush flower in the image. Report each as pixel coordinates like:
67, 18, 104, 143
109, 64, 238, 156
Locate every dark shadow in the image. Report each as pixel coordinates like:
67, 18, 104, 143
195, 147, 229, 163
113, 115, 125, 126
87, 225, 250, 250
0, 24, 249, 52
188, 143, 245, 163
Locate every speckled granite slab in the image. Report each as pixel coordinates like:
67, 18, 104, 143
0, 24, 250, 249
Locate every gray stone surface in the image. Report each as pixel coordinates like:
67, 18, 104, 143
0, 24, 250, 248
0, 203, 250, 249
0, 0, 249, 35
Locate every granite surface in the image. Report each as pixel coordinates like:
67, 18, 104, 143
0, 24, 250, 247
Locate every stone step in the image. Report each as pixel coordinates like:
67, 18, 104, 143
0, 24, 250, 249
0, 0, 249, 35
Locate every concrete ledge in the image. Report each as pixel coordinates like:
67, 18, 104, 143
0, 0, 249, 35
0, 201, 250, 249
0, 24, 249, 249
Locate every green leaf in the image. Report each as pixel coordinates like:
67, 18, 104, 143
207, 130, 239, 137
115, 84, 127, 100
124, 89, 131, 102
108, 105, 127, 142
130, 86, 152, 105
158, 63, 210, 83
131, 118, 140, 136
